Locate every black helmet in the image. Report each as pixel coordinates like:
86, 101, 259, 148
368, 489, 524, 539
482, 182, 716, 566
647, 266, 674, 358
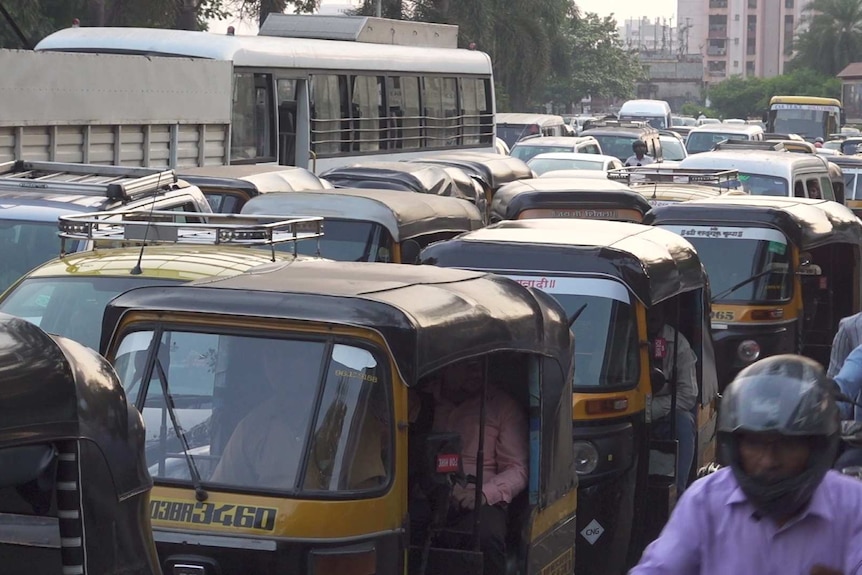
632, 140, 647, 152
718, 354, 839, 519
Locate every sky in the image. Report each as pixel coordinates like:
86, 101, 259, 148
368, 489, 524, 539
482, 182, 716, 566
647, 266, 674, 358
210, 0, 680, 35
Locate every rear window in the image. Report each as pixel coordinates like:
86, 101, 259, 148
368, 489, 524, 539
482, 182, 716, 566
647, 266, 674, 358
510, 144, 573, 162
687, 131, 749, 154
586, 135, 638, 161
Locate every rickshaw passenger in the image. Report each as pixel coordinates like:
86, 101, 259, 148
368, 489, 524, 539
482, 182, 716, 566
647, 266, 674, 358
412, 357, 528, 575
648, 305, 699, 493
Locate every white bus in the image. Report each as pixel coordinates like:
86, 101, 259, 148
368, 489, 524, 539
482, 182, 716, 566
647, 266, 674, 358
35, 15, 496, 173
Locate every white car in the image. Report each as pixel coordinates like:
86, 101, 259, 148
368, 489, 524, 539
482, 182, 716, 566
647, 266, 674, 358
659, 133, 688, 161
526, 152, 624, 175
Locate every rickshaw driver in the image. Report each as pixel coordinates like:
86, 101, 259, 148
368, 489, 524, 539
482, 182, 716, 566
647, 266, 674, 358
412, 357, 529, 575
647, 304, 699, 494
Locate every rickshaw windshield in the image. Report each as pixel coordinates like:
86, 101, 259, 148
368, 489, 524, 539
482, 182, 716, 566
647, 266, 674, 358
113, 330, 392, 495
664, 225, 793, 303
277, 219, 393, 262
508, 275, 639, 389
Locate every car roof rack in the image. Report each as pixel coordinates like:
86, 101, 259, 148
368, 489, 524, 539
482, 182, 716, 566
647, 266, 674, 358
0, 160, 179, 202
607, 167, 739, 186
583, 119, 653, 130
711, 140, 787, 152
57, 211, 324, 258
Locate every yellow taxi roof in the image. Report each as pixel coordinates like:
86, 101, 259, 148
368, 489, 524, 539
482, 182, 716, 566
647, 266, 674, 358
25, 245, 309, 281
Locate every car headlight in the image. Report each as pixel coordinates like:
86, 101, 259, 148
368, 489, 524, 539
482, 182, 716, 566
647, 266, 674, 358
573, 440, 599, 475
737, 339, 761, 363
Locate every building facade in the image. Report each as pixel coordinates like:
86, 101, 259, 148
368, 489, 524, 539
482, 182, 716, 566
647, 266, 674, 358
678, 0, 805, 83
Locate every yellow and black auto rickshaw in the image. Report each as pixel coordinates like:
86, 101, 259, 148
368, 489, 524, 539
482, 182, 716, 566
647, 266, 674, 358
646, 195, 862, 389
241, 187, 484, 263
489, 177, 653, 223
0, 313, 161, 575
421, 218, 720, 575
99, 261, 577, 575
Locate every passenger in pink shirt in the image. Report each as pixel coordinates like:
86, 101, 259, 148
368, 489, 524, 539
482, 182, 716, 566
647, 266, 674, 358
429, 357, 529, 575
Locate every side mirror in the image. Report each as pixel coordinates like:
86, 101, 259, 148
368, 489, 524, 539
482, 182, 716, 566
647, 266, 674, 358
400, 239, 422, 264
651, 367, 667, 395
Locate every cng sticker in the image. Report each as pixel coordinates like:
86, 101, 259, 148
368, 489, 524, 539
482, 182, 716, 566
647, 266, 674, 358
580, 519, 605, 544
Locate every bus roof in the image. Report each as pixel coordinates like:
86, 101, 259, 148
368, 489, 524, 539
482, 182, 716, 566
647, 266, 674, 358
769, 96, 842, 107
35, 26, 492, 75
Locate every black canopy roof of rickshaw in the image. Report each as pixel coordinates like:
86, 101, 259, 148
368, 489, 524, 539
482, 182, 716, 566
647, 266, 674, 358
0, 314, 149, 500
405, 151, 535, 190
177, 164, 330, 194
241, 187, 484, 241
101, 261, 574, 387
321, 161, 465, 197
420, 219, 706, 306
490, 178, 653, 221
644, 195, 862, 249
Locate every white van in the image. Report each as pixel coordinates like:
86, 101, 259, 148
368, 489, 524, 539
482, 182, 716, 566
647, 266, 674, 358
618, 99, 673, 130
686, 124, 764, 154
496, 113, 568, 148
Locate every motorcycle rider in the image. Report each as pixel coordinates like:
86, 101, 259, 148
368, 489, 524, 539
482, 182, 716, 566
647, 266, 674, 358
630, 355, 862, 575
624, 141, 654, 167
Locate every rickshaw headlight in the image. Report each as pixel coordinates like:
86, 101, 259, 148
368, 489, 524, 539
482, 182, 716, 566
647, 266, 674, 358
737, 339, 761, 363
573, 440, 599, 475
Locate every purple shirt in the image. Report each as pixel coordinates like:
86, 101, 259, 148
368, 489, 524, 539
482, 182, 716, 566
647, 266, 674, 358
631, 468, 862, 575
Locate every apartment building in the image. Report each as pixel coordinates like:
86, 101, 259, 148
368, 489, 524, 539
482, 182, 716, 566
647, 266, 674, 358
678, 0, 805, 83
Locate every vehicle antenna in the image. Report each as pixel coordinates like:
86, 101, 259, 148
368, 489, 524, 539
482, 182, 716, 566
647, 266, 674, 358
568, 303, 588, 328
130, 171, 164, 276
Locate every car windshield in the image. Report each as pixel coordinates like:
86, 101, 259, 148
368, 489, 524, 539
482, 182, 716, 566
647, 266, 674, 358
588, 135, 638, 162
282, 220, 393, 262
620, 115, 666, 129
662, 225, 793, 303
845, 170, 862, 199
506, 275, 639, 389
527, 157, 604, 174
721, 173, 789, 196
0, 276, 173, 350
661, 138, 687, 161
686, 132, 748, 154
0, 221, 84, 294
114, 331, 391, 495
510, 144, 572, 162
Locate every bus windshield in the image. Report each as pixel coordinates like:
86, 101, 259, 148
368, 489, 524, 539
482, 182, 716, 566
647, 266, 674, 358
662, 226, 793, 303
506, 275, 639, 389
770, 106, 837, 140
114, 331, 391, 495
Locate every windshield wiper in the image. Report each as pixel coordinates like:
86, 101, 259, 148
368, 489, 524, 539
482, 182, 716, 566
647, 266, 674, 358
711, 268, 781, 302
153, 357, 209, 502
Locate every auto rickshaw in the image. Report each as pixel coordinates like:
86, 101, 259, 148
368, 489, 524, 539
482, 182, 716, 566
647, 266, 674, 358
0, 313, 160, 575
490, 177, 653, 223
320, 161, 487, 216
420, 218, 720, 575
646, 195, 862, 389
178, 165, 332, 213
405, 151, 535, 206
98, 261, 578, 575
240, 187, 484, 263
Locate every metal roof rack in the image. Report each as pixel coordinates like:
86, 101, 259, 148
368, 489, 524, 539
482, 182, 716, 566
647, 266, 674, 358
711, 140, 787, 152
0, 160, 179, 201
582, 119, 654, 130
58, 211, 324, 258
607, 167, 739, 186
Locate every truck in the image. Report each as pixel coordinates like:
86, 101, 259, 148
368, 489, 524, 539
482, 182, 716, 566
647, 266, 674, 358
0, 49, 232, 168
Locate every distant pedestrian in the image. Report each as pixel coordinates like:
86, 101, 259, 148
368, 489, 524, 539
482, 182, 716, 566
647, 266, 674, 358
697, 111, 706, 121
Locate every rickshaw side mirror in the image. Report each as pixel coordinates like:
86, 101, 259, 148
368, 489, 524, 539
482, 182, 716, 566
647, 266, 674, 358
651, 367, 667, 395
401, 239, 422, 264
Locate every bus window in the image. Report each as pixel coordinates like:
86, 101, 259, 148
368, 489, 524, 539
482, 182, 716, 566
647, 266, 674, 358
231, 72, 275, 162
351, 75, 382, 152
423, 76, 446, 148
311, 74, 349, 155
442, 77, 458, 146
460, 78, 483, 145
386, 76, 421, 150
277, 78, 297, 165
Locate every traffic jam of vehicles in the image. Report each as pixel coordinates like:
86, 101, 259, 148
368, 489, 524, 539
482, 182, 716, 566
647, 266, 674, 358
1, 10, 862, 575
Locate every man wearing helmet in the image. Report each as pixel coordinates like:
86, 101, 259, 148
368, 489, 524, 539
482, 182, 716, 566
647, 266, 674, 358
815, 137, 825, 148
625, 141, 654, 167
631, 355, 862, 575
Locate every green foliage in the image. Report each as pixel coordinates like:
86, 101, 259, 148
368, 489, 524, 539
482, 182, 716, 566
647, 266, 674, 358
791, 0, 862, 77
542, 11, 642, 111
680, 102, 718, 118
707, 68, 842, 119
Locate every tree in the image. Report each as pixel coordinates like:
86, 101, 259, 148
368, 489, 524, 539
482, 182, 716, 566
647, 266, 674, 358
791, 0, 862, 77
228, 0, 318, 26
543, 11, 642, 113
706, 69, 841, 119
